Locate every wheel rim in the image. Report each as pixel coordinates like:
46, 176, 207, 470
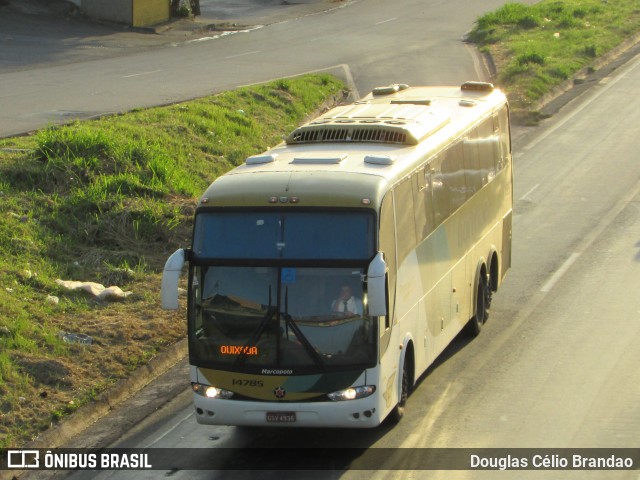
400, 364, 408, 405
477, 280, 486, 325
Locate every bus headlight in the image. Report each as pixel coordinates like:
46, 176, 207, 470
192, 383, 234, 399
327, 385, 376, 401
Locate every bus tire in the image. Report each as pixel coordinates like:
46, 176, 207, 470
390, 356, 411, 423
466, 272, 488, 337
489, 252, 500, 301
484, 271, 492, 323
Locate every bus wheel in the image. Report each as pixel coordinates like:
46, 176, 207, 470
466, 274, 488, 337
484, 272, 492, 322
391, 361, 409, 423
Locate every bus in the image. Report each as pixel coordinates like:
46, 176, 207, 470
161, 81, 513, 428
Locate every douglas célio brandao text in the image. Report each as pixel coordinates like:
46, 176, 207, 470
470, 453, 635, 470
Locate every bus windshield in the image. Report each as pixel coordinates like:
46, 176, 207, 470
190, 266, 376, 372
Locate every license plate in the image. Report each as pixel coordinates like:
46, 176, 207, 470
266, 412, 296, 423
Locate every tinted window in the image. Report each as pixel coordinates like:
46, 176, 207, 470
192, 211, 375, 260
191, 266, 376, 370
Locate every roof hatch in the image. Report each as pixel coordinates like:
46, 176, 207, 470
460, 81, 494, 93
291, 154, 348, 164
246, 153, 278, 165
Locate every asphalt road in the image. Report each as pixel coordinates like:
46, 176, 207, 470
0, 0, 538, 137
4, 0, 639, 478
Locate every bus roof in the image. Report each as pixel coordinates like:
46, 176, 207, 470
200, 82, 507, 210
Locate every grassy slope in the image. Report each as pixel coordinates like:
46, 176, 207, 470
467, 0, 640, 118
0, 74, 344, 447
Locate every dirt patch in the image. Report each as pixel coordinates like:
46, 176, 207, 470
1, 276, 186, 447
13, 356, 73, 388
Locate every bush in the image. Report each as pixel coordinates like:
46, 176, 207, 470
517, 52, 546, 66
517, 15, 540, 29
583, 44, 598, 58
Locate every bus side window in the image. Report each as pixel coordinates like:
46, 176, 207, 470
394, 177, 417, 265
444, 142, 466, 212
478, 117, 498, 183
496, 106, 511, 171
412, 167, 434, 241
463, 127, 482, 197
431, 155, 448, 226
378, 193, 396, 357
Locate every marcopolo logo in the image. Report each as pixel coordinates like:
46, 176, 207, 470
7, 450, 40, 469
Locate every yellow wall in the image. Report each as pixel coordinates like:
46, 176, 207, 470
133, 0, 170, 27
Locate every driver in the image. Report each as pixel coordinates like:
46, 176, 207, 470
331, 284, 359, 316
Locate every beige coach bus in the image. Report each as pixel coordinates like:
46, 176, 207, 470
162, 81, 513, 428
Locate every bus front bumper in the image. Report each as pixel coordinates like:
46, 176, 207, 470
192, 393, 383, 428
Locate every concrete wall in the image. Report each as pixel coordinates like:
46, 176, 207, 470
81, 0, 170, 27
82, 0, 132, 24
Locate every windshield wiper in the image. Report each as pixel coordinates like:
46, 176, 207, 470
233, 285, 276, 369
281, 286, 324, 368
281, 311, 325, 369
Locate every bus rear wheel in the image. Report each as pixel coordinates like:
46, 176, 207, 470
466, 274, 488, 337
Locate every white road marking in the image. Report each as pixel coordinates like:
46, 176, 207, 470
520, 183, 540, 202
375, 17, 397, 26
185, 25, 264, 44
122, 70, 161, 78
143, 409, 194, 448
539, 178, 640, 293
540, 252, 581, 293
225, 50, 261, 60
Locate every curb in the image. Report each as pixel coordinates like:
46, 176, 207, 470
484, 32, 640, 125
139, 17, 242, 36
1, 339, 188, 480
534, 31, 640, 116
29, 339, 187, 450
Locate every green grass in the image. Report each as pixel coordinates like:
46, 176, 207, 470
467, 0, 640, 116
0, 74, 344, 447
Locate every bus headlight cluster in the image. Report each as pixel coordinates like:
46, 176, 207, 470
327, 385, 375, 401
192, 383, 234, 399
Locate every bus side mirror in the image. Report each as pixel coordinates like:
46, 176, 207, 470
161, 248, 187, 310
367, 252, 387, 316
